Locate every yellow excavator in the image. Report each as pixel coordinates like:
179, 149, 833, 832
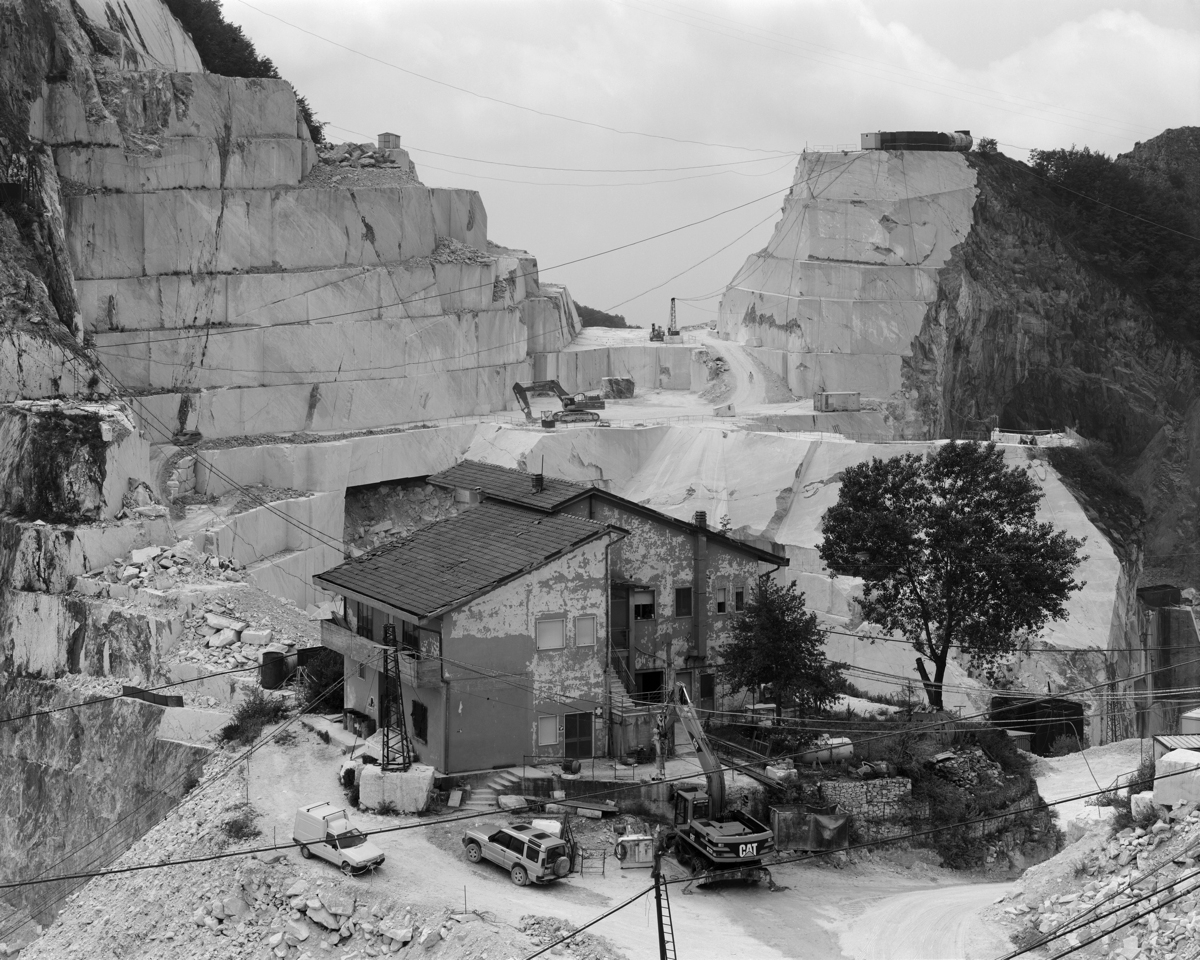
665, 684, 776, 888
512, 381, 605, 426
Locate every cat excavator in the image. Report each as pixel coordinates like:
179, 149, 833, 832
512, 381, 605, 425
664, 684, 777, 889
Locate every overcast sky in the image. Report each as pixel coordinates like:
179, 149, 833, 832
229, 0, 1199, 328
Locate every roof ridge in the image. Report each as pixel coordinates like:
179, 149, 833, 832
458, 458, 589, 490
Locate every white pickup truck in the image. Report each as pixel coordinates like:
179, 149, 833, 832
293, 801, 385, 876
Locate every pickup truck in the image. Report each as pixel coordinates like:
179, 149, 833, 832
293, 801, 385, 876
462, 823, 570, 886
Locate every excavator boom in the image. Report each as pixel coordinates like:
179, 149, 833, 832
674, 685, 725, 815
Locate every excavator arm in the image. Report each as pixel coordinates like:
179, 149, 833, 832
672, 684, 725, 816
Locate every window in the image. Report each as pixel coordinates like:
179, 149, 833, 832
734, 588, 745, 612
355, 601, 374, 640
538, 715, 559, 746
356, 661, 366, 681
674, 587, 693, 618
633, 590, 655, 621
536, 618, 565, 650
410, 700, 428, 743
715, 587, 727, 614
575, 615, 596, 647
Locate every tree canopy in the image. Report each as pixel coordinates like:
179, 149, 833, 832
718, 576, 842, 719
818, 442, 1085, 710
575, 303, 633, 328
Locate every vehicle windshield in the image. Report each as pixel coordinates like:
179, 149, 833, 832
336, 829, 368, 849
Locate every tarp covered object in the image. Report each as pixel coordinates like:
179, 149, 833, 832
771, 803, 849, 851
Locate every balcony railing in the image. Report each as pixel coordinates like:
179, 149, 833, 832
320, 621, 441, 687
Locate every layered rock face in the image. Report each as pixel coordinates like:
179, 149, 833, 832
52, 68, 578, 442
717, 149, 977, 431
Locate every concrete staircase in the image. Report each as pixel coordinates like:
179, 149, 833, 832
608, 674, 637, 720
461, 768, 523, 812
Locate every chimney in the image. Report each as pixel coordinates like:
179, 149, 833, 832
531, 473, 544, 494
693, 510, 707, 530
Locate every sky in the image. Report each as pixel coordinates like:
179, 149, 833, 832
227, 0, 1199, 328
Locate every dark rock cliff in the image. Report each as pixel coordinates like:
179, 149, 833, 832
905, 134, 1200, 586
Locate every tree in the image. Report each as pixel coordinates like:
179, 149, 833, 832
718, 576, 842, 719
819, 442, 1085, 710
575, 303, 634, 328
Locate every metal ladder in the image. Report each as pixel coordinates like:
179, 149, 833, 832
380, 646, 413, 772
654, 858, 679, 960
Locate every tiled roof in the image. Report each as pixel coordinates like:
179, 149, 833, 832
314, 503, 618, 618
428, 460, 588, 512
428, 459, 786, 566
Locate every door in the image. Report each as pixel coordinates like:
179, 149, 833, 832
699, 672, 715, 714
635, 670, 665, 704
564, 712, 593, 759
675, 670, 693, 704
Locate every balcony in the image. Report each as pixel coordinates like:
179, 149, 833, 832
320, 621, 442, 687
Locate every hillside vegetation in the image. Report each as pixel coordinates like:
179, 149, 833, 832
163, 0, 323, 142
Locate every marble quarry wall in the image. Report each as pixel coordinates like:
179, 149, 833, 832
718, 150, 978, 433
47, 66, 581, 442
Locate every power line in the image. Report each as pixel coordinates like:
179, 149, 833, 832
231, 0, 791, 155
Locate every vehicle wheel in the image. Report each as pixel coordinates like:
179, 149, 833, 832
341, 862, 355, 877
510, 864, 529, 887
465, 842, 483, 864
299, 845, 312, 859
553, 856, 570, 878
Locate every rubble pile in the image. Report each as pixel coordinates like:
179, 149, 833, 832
344, 483, 461, 556
517, 915, 625, 960
1000, 804, 1200, 959
75, 539, 243, 600
174, 593, 319, 674
302, 142, 422, 189
933, 747, 1007, 790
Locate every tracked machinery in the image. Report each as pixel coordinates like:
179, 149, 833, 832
512, 380, 606, 426
664, 684, 777, 889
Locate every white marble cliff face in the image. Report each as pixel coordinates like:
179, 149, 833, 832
718, 150, 978, 399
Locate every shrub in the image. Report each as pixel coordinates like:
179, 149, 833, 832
1046, 732, 1089, 757
348, 783, 361, 808
221, 805, 261, 842
377, 800, 398, 816
221, 688, 289, 745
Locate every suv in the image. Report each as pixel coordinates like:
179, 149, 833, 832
461, 823, 571, 886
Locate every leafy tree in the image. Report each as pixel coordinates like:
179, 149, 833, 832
164, 0, 324, 142
818, 442, 1085, 710
718, 576, 842, 719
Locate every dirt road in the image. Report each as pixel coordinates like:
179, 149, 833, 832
251, 729, 1015, 960
834, 882, 1012, 959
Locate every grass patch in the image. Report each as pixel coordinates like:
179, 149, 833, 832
220, 688, 290, 746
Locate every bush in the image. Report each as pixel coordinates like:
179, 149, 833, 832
221, 805, 261, 842
1046, 732, 1089, 757
348, 783, 360, 808
376, 800, 398, 816
300, 647, 345, 714
221, 688, 289, 745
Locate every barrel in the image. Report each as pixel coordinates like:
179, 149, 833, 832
260, 651, 287, 690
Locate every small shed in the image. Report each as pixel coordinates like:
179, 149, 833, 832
1153, 735, 1200, 764
813, 392, 861, 413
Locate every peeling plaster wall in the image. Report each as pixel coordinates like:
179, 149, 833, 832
441, 536, 612, 772
565, 500, 766, 699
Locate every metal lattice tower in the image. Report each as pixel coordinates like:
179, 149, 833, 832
380, 627, 414, 772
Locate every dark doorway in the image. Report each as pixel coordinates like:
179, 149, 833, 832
699, 672, 715, 713
635, 670, 665, 704
564, 712, 593, 759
